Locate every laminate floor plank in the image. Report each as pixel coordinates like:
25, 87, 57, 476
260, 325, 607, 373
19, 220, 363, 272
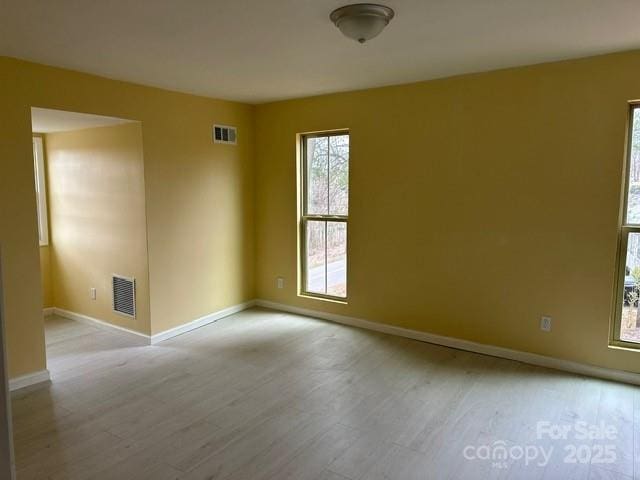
11, 309, 639, 479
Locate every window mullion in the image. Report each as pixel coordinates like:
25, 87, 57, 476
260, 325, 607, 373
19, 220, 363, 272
324, 221, 328, 295
326, 135, 330, 216
302, 215, 347, 222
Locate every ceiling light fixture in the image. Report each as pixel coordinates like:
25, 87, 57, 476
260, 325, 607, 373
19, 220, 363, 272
330, 3, 395, 44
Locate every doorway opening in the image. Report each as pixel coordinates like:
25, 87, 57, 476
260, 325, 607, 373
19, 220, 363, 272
30, 107, 150, 361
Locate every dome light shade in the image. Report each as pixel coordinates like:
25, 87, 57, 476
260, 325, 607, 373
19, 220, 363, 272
330, 4, 395, 44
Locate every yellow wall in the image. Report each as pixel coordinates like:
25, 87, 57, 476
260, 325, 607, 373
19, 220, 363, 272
5, 50, 640, 380
255, 50, 640, 374
39, 246, 53, 309
45, 123, 150, 334
0, 81, 47, 378
0, 56, 254, 377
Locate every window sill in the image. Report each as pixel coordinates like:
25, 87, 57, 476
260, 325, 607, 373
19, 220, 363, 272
608, 342, 640, 352
298, 293, 348, 305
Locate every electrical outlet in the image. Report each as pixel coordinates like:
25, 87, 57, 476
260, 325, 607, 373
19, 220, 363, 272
540, 315, 552, 332
90, 287, 96, 300
277, 277, 284, 289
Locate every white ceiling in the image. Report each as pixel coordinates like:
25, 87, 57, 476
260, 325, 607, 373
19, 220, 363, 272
31, 107, 136, 133
3, 1, 640, 104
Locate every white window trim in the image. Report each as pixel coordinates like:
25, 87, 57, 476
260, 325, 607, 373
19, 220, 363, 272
32, 137, 49, 246
298, 131, 349, 302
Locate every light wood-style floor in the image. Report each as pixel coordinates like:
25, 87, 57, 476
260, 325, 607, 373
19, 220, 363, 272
10, 308, 640, 479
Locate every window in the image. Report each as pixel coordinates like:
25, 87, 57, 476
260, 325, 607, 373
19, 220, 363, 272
613, 105, 640, 346
32, 136, 49, 246
300, 132, 349, 300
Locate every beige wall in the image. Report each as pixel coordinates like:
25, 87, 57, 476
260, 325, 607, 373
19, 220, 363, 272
255, 50, 640, 374
45, 123, 150, 334
39, 246, 52, 309
0, 56, 254, 378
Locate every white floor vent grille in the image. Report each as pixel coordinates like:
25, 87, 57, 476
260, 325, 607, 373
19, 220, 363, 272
112, 274, 136, 318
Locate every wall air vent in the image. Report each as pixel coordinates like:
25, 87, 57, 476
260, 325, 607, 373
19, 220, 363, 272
213, 124, 237, 145
112, 274, 136, 318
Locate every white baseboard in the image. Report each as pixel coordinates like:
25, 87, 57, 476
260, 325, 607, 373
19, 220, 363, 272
46, 301, 256, 346
52, 308, 151, 343
255, 299, 640, 386
9, 370, 50, 392
43, 307, 54, 317
44, 299, 640, 385
150, 300, 255, 344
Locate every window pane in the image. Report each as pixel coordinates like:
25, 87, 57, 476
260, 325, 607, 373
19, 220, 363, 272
627, 109, 640, 223
33, 140, 43, 243
329, 135, 349, 215
305, 220, 326, 294
306, 137, 328, 215
326, 222, 347, 297
621, 232, 640, 343
33, 155, 41, 232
